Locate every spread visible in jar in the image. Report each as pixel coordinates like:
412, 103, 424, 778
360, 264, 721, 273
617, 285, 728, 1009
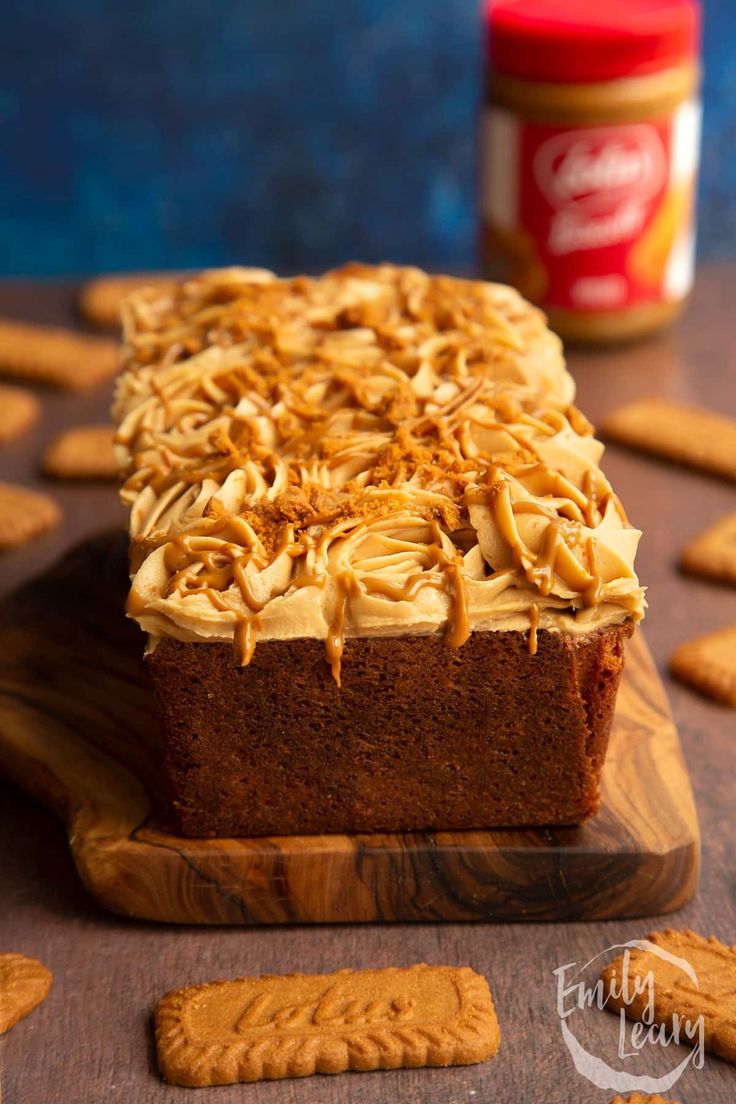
482, 0, 702, 343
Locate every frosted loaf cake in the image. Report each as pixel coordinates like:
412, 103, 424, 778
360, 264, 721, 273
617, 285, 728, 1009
113, 264, 644, 837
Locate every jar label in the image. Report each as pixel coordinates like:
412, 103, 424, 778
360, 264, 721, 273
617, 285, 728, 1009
482, 101, 700, 314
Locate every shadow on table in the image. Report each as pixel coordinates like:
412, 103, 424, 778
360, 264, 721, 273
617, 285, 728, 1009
1, 779, 108, 923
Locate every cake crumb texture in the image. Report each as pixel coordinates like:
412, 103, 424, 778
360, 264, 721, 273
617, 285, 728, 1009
148, 623, 631, 837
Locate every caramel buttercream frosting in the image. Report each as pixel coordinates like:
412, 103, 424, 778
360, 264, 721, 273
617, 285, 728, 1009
113, 263, 645, 683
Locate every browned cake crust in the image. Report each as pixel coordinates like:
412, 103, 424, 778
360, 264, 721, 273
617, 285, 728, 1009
147, 622, 632, 838
114, 266, 645, 839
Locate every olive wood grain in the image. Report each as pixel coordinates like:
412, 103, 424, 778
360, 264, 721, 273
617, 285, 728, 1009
0, 531, 699, 925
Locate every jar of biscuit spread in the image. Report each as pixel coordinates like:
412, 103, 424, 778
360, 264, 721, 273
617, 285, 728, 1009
482, 0, 701, 343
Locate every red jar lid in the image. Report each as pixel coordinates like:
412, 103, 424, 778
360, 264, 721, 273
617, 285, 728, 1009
487, 0, 700, 84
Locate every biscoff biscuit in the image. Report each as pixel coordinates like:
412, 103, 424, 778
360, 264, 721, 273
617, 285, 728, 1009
78, 273, 178, 328
610, 1095, 680, 1103
601, 929, 736, 1063
601, 399, 736, 481
681, 513, 736, 586
155, 963, 500, 1087
42, 424, 118, 480
670, 626, 736, 706
0, 482, 60, 548
0, 318, 118, 391
0, 384, 40, 444
0, 953, 52, 1034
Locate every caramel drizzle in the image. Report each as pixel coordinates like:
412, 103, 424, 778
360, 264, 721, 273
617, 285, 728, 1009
233, 616, 261, 667
325, 572, 360, 687
478, 477, 600, 605
115, 264, 641, 683
321, 519, 470, 685
528, 603, 539, 656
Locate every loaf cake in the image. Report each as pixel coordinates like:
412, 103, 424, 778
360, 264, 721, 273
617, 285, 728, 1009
112, 263, 645, 838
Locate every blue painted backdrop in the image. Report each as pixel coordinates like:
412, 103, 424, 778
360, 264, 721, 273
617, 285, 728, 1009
1, 0, 733, 276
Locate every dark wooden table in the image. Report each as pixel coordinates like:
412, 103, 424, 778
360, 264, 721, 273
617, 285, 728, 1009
1, 271, 735, 1104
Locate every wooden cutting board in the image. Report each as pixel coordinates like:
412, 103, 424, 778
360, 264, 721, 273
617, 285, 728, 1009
0, 531, 699, 925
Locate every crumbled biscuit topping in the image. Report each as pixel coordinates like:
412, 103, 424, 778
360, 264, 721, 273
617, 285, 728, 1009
113, 263, 644, 682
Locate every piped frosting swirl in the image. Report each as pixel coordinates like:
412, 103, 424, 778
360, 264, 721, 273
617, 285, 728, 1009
113, 263, 644, 683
